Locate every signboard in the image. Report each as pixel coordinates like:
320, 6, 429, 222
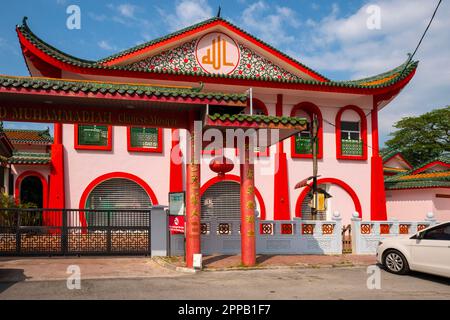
169, 215, 185, 234
169, 192, 186, 216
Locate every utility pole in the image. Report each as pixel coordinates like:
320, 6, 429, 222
311, 114, 318, 220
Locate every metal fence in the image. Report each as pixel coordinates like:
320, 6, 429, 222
0, 208, 152, 256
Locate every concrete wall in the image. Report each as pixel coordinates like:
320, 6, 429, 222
386, 188, 450, 222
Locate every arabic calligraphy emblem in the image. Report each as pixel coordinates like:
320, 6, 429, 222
195, 32, 240, 74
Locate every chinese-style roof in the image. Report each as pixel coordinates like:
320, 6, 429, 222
8, 151, 51, 165
16, 17, 419, 92
4, 128, 53, 144
0, 123, 14, 158
411, 155, 450, 174
204, 113, 308, 147
381, 149, 400, 162
385, 155, 450, 190
0, 74, 247, 105
207, 113, 307, 127
383, 167, 408, 174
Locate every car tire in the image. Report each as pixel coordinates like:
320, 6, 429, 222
383, 250, 410, 275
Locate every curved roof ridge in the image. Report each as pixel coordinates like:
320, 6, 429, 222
339, 59, 419, 85
17, 17, 98, 66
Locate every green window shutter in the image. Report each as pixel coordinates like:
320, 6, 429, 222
130, 127, 159, 148
341, 139, 363, 156
78, 125, 109, 146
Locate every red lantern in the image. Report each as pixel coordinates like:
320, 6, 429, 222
209, 157, 234, 176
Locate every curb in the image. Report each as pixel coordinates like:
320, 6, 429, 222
154, 257, 373, 273
153, 257, 197, 274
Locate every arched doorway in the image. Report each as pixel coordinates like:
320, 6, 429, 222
200, 175, 266, 220
295, 178, 362, 224
15, 171, 48, 208
79, 172, 159, 227
85, 178, 153, 210
20, 176, 43, 208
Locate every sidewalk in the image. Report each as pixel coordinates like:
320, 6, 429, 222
0, 255, 378, 283
0, 257, 182, 282
160, 254, 377, 271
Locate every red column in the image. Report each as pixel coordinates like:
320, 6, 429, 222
273, 94, 290, 220
370, 100, 387, 220
240, 142, 256, 266
48, 123, 65, 227
169, 129, 184, 192
185, 118, 201, 268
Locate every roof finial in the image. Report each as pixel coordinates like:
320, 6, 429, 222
22, 16, 28, 27
217, 6, 221, 18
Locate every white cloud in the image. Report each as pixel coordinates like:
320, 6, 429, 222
88, 12, 107, 22
239, 1, 301, 46
117, 4, 138, 19
105, 3, 151, 27
98, 40, 118, 51
294, 0, 450, 144
159, 0, 213, 31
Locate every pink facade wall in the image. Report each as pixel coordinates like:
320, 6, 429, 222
60, 91, 374, 226
386, 188, 450, 222
63, 124, 171, 208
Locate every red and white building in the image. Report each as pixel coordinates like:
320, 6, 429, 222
3, 16, 419, 228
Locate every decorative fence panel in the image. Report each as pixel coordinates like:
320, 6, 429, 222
256, 213, 342, 255
351, 212, 439, 254
0, 208, 152, 256
195, 213, 343, 255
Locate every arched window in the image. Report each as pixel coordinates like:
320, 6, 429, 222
335, 105, 367, 160
290, 102, 323, 159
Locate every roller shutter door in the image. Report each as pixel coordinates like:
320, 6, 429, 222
86, 178, 152, 226
201, 181, 241, 220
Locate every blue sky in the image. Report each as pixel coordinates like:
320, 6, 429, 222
0, 0, 448, 145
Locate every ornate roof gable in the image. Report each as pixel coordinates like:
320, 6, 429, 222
126, 36, 302, 82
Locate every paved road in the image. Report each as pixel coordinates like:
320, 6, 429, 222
0, 266, 449, 300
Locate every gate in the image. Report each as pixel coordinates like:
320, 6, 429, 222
342, 224, 352, 254
0, 208, 152, 256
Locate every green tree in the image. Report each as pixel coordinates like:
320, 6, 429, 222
384, 106, 449, 166
0, 193, 37, 227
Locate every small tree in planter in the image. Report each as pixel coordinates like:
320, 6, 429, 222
0, 193, 37, 228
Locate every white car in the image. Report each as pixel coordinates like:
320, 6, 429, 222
376, 222, 450, 278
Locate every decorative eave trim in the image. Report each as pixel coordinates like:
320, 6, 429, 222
16, 17, 419, 95
0, 75, 247, 107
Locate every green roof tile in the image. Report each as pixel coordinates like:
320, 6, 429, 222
208, 113, 307, 127
16, 17, 418, 89
8, 151, 51, 165
0, 75, 247, 103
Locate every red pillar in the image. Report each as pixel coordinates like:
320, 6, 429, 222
273, 94, 290, 220
185, 118, 201, 268
370, 100, 387, 220
240, 142, 256, 267
48, 123, 65, 227
169, 129, 184, 192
